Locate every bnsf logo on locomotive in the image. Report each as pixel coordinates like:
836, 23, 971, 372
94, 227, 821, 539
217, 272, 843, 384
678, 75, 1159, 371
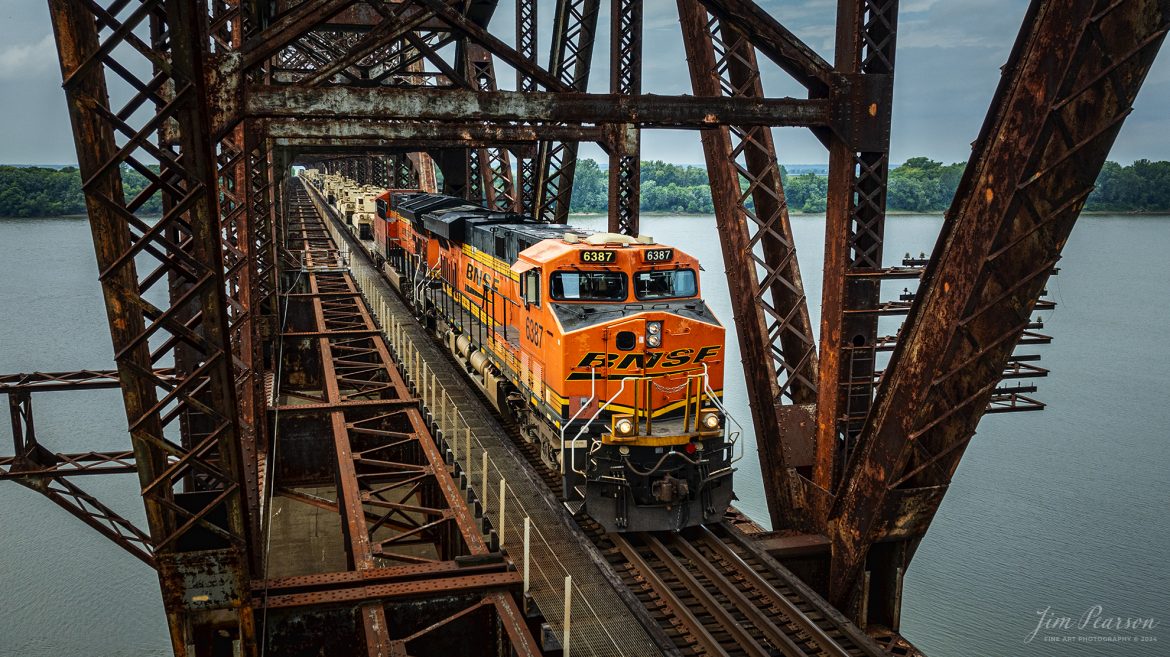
465, 262, 498, 288
575, 345, 721, 370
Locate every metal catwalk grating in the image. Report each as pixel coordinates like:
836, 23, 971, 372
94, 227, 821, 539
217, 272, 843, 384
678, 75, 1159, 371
311, 186, 658, 657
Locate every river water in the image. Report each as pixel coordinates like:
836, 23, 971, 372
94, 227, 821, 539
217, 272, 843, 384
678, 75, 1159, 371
1, 213, 1166, 655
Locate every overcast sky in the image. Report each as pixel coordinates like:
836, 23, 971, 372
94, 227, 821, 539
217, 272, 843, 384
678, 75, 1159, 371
2, 0, 1168, 166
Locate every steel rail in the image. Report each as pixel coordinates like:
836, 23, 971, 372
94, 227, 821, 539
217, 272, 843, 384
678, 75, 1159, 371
608, 526, 883, 657
611, 532, 730, 657
666, 532, 823, 656
711, 525, 886, 657
639, 532, 774, 657
691, 526, 864, 657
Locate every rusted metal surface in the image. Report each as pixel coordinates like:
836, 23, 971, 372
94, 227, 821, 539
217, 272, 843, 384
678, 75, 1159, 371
2, 387, 153, 565
269, 120, 609, 146
0, 369, 138, 391
678, 0, 819, 530
247, 86, 829, 126
814, 0, 898, 508
46, 0, 257, 652
827, 0, 1170, 619
271, 179, 539, 656
463, 45, 518, 210
696, 0, 833, 93
536, 0, 600, 223
607, 0, 642, 235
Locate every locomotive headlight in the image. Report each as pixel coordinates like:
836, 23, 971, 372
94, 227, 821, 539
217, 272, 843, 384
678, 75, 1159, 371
613, 415, 635, 437
701, 411, 722, 431
646, 321, 663, 348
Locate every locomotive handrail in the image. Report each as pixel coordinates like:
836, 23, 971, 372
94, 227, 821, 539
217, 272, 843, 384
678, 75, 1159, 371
702, 363, 744, 465
559, 367, 598, 475
568, 376, 636, 477
413, 257, 441, 309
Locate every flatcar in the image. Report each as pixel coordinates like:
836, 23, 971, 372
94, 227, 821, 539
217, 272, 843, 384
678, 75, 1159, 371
302, 170, 739, 532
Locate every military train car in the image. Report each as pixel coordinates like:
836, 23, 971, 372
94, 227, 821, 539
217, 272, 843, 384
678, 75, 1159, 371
301, 170, 739, 532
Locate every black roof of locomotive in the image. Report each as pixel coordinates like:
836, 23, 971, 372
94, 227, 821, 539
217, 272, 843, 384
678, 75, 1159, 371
422, 206, 523, 242
397, 193, 469, 222
395, 191, 595, 261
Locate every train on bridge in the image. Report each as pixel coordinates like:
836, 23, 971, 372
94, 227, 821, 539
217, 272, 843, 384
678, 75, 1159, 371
301, 169, 740, 532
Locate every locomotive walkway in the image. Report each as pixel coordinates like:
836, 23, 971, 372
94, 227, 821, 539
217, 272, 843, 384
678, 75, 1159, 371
305, 180, 666, 657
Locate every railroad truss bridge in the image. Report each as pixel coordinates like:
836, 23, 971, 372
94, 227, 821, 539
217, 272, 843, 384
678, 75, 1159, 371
2, 0, 1166, 655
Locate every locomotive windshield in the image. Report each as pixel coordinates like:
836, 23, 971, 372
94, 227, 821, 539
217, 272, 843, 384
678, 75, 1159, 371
550, 271, 627, 301
635, 269, 697, 300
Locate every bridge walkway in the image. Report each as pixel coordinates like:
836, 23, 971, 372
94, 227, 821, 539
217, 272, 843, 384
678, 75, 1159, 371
307, 182, 669, 657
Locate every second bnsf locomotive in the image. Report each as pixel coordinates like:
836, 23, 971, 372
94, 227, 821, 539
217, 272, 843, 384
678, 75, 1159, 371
303, 170, 738, 532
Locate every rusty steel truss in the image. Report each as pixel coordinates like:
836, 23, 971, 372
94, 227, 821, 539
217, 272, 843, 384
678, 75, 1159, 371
1, 0, 1165, 654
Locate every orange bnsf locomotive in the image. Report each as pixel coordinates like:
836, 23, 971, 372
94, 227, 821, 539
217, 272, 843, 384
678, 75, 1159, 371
308, 172, 738, 532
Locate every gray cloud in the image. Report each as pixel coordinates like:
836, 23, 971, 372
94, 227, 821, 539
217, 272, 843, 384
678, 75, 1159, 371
0, 34, 56, 80
1, 0, 1167, 166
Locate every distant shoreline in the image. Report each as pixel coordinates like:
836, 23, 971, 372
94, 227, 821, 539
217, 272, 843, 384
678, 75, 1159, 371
7, 211, 1170, 220
568, 210, 1170, 218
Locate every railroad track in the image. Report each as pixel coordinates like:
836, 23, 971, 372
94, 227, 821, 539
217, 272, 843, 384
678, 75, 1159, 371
586, 521, 886, 657
320, 180, 888, 657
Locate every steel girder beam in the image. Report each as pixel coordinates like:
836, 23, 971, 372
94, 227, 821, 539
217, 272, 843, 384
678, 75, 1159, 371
293, 6, 447, 88
464, 45, 518, 211
516, 0, 538, 93
814, 0, 899, 503
47, 0, 257, 653
536, 0, 601, 223
356, 155, 369, 184
246, 86, 830, 127
217, 123, 269, 564
213, 4, 273, 574
257, 564, 522, 609
245, 127, 281, 325
679, 0, 820, 530
242, 1, 458, 86
696, 0, 834, 94
281, 179, 539, 655
391, 153, 422, 188
607, 0, 642, 235
514, 0, 540, 214
466, 146, 485, 203
2, 390, 152, 564
415, 0, 570, 91
827, 0, 1170, 621
370, 155, 391, 187
411, 152, 439, 192
241, 0, 357, 71
1, 451, 138, 479
0, 369, 172, 392
269, 121, 609, 147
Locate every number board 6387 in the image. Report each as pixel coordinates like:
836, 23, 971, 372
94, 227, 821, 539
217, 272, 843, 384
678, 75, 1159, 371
643, 249, 674, 263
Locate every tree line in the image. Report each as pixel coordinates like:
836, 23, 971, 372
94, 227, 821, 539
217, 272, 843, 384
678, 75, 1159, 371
0, 165, 162, 217
569, 157, 1170, 215
3, 158, 1170, 217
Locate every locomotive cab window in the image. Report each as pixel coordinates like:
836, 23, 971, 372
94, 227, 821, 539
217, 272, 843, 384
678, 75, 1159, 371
550, 271, 627, 301
520, 270, 541, 306
635, 269, 697, 300
376, 199, 388, 220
